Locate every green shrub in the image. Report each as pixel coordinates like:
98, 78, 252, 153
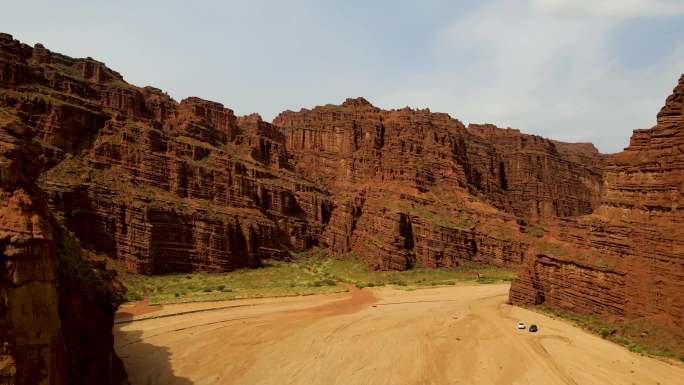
120, 248, 517, 305
599, 327, 615, 338
476, 276, 497, 284
595, 257, 609, 268
125, 292, 143, 302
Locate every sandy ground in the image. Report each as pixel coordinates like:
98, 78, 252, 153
114, 284, 684, 385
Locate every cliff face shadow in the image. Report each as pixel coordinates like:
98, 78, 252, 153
113, 327, 194, 385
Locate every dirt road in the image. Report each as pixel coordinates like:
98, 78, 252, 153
114, 284, 684, 385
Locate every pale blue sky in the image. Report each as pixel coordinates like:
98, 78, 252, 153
2, 0, 683, 152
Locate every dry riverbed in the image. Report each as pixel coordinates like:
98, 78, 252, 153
114, 284, 684, 385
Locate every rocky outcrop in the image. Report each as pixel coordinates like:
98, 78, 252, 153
3, 34, 601, 274
0, 106, 126, 384
325, 188, 531, 270
275, 100, 600, 269
509, 254, 626, 315
467, 124, 602, 219
276, 101, 602, 219
0, 110, 64, 385
0, 32, 626, 277
1, 33, 333, 275
510, 75, 684, 333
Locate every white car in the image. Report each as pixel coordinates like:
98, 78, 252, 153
517, 321, 526, 330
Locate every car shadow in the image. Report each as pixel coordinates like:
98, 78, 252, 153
114, 327, 194, 385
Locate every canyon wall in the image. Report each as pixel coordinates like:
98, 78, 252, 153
0, 33, 331, 275
275, 100, 602, 269
2, 31, 683, 380
510, 75, 684, 333
0, 97, 126, 384
1, 33, 604, 274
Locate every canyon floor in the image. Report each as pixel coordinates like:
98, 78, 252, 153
114, 284, 684, 385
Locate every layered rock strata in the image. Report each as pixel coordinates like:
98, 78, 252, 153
1, 33, 603, 274
1, 33, 331, 274
275, 100, 601, 269
510, 75, 684, 333
0, 105, 126, 384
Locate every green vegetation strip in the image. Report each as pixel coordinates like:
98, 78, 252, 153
537, 305, 684, 363
122, 248, 517, 305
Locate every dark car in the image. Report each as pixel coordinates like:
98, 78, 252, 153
529, 324, 538, 333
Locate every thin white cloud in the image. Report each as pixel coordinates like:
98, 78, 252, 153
377, 0, 684, 153
1, 1, 681, 153
532, 0, 684, 19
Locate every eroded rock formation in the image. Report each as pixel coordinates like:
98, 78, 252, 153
1, 33, 332, 275
275, 100, 601, 269
510, 75, 684, 334
0, 96, 126, 384
1, 33, 604, 275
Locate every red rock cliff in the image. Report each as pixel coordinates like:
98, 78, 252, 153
0, 92, 126, 384
1, 34, 605, 275
510, 74, 684, 333
274, 100, 601, 269
0, 33, 332, 275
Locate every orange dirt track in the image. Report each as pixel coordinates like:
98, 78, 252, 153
114, 284, 684, 385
